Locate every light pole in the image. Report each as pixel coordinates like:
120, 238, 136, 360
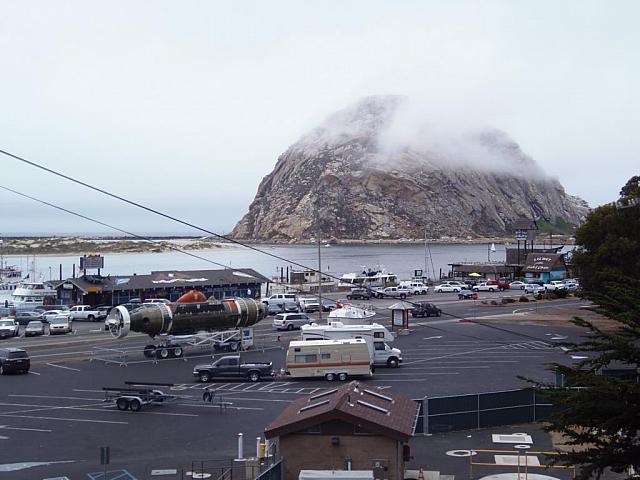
49, 266, 52, 281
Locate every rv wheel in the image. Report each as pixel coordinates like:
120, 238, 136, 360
325, 373, 335, 381
338, 373, 348, 381
387, 358, 399, 368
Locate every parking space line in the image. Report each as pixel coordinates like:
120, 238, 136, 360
45, 362, 81, 372
241, 384, 260, 391
0, 425, 52, 432
0, 414, 128, 424
28, 371, 41, 375
0, 401, 108, 416
10, 394, 101, 401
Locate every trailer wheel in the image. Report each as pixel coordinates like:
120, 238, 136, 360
325, 373, 335, 381
387, 357, 399, 368
203, 391, 212, 402
228, 341, 239, 352
173, 347, 183, 358
157, 348, 170, 359
248, 371, 260, 382
129, 399, 142, 412
338, 373, 348, 381
116, 398, 130, 411
199, 371, 211, 383
143, 345, 156, 358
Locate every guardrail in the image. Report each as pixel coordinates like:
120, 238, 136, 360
468, 449, 576, 479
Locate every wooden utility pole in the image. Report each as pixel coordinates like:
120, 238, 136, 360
317, 237, 323, 323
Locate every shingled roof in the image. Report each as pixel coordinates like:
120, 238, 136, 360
264, 382, 419, 442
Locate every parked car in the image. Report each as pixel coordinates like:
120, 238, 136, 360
0, 319, 19, 338
266, 304, 283, 316
262, 294, 297, 306
0, 348, 30, 374
434, 283, 461, 293
544, 280, 567, 291
34, 305, 69, 313
68, 305, 105, 322
143, 298, 172, 305
524, 284, 545, 295
321, 299, 338, 312
282, 301, 300, 313
509, 281, 526, 290
473, 281, 499, 292
374, 287, 407, 299
38, 309, 70, 324
458, 289, 475, 299
299, 298, 321, 313
497, 278, 512, 291
15, 310, 41, 325
25, 321, 45, 337
398, 281, 429, 295
411, 302, 442, 318
273, 313, 312, 331
346, 288, 372, 300
49, 316, 72, 335
193, 355, 274, 383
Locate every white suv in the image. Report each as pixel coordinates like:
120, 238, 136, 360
262, 294, 297, 306
273, 313, 312, 331
398, 281, 429, 295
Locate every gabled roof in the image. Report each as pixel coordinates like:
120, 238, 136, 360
52, 268, 269, 292
523, 253, 565, 272
264, 381, 419, 441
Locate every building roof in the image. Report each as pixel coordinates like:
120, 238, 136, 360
264, 381, 419, 441
522, 253, 566, 273
510, 218, 538, 231
53, 268, 270, 293
448, 263, 513, 275
505, 247, 563, 265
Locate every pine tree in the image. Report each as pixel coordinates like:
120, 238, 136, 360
539, 176, 640, 479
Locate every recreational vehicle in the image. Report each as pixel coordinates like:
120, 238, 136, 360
300, 321, 403, 368
285, 339, 373, 381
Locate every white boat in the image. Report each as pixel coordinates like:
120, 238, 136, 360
0, 264, 23, 306
11, 281, 57, 309
338, 265, 397, 289
327, 305, 376, 325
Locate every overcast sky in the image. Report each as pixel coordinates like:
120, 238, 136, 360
1, 1, 638, 235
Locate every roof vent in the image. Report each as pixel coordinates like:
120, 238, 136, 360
299, 400, 330, 413
364, 389, 394, 403
309, 389, 338, 401
357, 400, 389, 415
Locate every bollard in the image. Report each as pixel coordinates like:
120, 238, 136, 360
256, 436, 261, 459
237, 433, 244, 460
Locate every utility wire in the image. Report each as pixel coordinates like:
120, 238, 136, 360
0, 147, 566, 345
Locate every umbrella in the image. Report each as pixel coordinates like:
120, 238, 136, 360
468, 272, 481, 277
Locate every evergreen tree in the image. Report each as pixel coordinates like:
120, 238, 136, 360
540, 177, 640, 479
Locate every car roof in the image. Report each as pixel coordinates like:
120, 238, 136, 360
0, 347, 26, 353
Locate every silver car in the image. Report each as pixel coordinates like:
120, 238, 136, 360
48, 316, 72, 335
25, 321, 45, 337
273, 313, 312, 331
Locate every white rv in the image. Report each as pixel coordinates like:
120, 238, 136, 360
285, 339, 373, 381
300, 322, 403, 368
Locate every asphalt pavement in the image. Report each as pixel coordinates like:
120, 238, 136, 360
0, 292, 588, 480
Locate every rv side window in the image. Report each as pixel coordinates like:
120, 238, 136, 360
374, 342, 385, 351
295, 354, 317, 363
321, 353, 331, 360
374, 332, 384, 338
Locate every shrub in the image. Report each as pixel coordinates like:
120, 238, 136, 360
519, 296, 529, 302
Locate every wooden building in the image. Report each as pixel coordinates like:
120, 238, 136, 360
52, 268, 269, 306
522, 253, 568, 284
265, 382, 419, 480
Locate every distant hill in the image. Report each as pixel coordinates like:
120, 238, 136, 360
232, 95, 589, 242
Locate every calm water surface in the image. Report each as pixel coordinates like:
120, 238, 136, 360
14, 243, 509, 282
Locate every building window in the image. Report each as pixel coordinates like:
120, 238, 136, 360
300, 425, 321, 434
295, 354, 317, 364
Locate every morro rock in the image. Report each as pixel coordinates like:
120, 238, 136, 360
232, 96, 589, 242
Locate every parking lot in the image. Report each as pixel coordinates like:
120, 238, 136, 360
0, 293, 586, 479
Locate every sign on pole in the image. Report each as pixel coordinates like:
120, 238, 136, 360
100, 446, 110, 465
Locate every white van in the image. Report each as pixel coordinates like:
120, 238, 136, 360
262, 293, 297, 306
398, 281, 429, 295
286, 339, 373, 381
300, 322, 403, 368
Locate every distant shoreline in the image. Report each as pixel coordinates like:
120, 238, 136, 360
0, 235, 574, 257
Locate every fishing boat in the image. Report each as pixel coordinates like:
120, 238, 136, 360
0, 264, 23, 306
338, 265, 397, 289
10, 281, 57, 309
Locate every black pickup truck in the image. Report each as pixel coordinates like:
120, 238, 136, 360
193, 355, 274, 383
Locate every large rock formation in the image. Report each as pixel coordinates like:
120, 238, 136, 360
232, 96, 589, 241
